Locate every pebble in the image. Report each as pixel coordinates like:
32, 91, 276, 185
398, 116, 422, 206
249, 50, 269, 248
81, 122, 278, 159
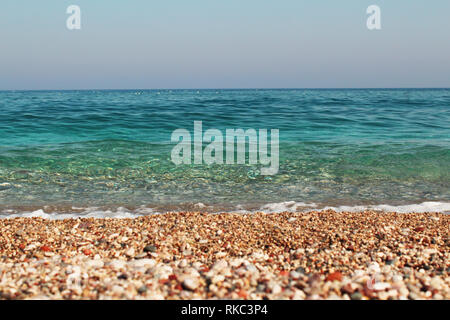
295, 267, 306, 274
271, 284, 282, 295
108, 260, 127, 270
86, 260, 104, 269
212, 260, 228, 272
326, 271, 343, 282
368, 262, 381, 274
128, 259, 156, 269
125, 248, 135, 257
144, 245, 157, 253
137, 285, 147, 294
182, 278, 199, 291
373, 282, 390, 291
351, 292, 363, 300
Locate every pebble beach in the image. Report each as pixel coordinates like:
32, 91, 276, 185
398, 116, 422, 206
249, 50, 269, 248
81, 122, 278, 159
0, 210, 448, 300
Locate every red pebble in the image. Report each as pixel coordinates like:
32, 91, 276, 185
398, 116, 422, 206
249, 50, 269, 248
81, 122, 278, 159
41, 245, 51, 252
169, 274, 178, 281
414, 226, 425, 232
326, 271, 343, 282
238, 290, 248, 299
83, 249, 92, 255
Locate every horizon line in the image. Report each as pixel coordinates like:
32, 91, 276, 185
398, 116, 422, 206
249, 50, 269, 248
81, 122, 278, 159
1, 87, 450, 92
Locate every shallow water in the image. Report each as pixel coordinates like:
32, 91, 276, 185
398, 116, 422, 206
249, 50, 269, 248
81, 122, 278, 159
0, 89, 449, 215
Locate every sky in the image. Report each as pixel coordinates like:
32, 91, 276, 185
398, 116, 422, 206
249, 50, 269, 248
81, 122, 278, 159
0, 0, 449, 90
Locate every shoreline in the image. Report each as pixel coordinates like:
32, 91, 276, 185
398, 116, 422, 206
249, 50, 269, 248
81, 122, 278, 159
0, 210, 448, 300
0, 200, 449, 219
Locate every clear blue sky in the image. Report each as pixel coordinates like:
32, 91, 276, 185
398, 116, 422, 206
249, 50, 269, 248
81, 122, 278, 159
1, 0, 449, 89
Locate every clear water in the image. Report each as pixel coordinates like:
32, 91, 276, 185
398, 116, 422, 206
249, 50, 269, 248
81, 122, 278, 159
0, 89, 449, 213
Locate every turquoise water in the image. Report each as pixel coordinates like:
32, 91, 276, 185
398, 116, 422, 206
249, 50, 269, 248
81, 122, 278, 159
0, 89, 449, 213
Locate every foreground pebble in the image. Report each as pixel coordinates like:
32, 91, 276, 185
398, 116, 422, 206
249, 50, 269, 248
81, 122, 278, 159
0, 210, 448, 300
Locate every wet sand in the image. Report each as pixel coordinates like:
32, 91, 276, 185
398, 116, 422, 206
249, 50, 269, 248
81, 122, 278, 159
0, 210, 448, 300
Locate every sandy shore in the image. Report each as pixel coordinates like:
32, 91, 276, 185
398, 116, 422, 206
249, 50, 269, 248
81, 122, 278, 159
0, 210, 448, 300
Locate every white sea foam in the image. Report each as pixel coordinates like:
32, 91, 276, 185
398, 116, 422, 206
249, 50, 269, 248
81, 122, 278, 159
319, 201, 450, 214
255, 201, 450, 214
0, 206, 156, 220
258, 201, 318, 213
0, 201, 448, 219
254, 201, 450, 214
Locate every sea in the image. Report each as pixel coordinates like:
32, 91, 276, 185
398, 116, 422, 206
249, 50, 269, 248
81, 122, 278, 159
0, 89, 449, 218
